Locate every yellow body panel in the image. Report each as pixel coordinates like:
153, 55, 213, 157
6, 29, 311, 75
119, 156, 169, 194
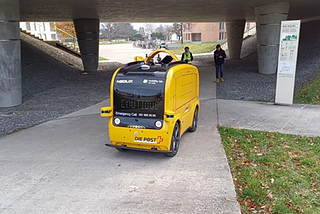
101, 49, 199, 153
107, 120, 175, 151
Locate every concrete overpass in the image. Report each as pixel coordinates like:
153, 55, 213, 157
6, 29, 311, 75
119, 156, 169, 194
1, 0, 320, 107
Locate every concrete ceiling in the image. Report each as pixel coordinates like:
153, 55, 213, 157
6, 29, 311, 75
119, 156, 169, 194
20, 0, 320, 22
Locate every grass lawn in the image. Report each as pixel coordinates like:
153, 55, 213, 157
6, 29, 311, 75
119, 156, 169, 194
168, 41, 221, 55
218, 126, 320, 213
294, 73, 320, 105
99, 56, 108, 61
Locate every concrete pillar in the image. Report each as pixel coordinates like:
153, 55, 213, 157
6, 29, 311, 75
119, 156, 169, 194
0, 0, 21, 107
73, 19, 99, 73
226, 20, 245, 59
255, 2, 290, 74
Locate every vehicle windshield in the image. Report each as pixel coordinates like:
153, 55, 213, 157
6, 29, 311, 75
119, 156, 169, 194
113, 76, 165, 119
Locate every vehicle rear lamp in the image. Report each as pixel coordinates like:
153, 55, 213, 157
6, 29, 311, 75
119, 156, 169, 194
114, 118, 121, 125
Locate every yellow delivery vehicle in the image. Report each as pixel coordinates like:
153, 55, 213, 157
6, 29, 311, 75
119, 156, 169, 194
101, 49, 199, 157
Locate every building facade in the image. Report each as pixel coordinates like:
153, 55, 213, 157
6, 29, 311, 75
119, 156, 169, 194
20, 22, 57, 41
183, 22, 256, 42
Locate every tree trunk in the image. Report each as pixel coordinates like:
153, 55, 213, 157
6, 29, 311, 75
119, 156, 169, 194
180, 22, 184, 44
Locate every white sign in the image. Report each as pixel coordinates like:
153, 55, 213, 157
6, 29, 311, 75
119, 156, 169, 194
275, 20, 301, 105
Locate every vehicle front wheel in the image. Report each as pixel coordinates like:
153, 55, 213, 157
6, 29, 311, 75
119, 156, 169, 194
166, 122, 180, 157
188, 107, 198, 132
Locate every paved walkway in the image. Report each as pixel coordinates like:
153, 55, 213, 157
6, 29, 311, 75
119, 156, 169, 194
218, 99, 320, 137
99, 43, 154, 63
0, 62, 241, 214
1, 45, 320, 213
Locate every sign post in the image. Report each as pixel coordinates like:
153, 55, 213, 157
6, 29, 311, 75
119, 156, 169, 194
275, 20, 301, 105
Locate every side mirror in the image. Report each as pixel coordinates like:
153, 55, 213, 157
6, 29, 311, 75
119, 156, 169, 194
134, 56, 144, 62
101, 106, 113, 117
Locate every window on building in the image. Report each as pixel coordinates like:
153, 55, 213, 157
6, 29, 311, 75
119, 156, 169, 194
247, 22, 251, 30
219, 22, 225, 30
51, 34, 56, 40
192, 33, 201, 42
219, 32, 225, 41
50, 22, 55, 32
187, 23, 191, 31
26, 22, 31, 31
34, 23, 37, 31
43, 22, 46, 31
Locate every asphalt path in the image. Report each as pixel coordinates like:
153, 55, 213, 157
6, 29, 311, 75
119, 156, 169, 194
99, 43, 153, 63
99, 43, 182, 63
0, 62, 240, 214
2, 41, 319, 214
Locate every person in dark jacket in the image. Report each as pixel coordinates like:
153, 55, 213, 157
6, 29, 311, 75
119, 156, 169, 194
214, 44, 226, 82
181, 47, 193, 64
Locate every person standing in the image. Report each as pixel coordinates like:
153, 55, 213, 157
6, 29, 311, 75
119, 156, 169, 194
214, 44, 226, 83
181, 47, 193, 64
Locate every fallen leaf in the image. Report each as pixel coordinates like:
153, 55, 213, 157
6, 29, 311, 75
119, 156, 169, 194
129, 186, 140, 192
225, 197, 232, 201
271, 178, 275, 184
266, 133, 275, 139
149, 180, 156, 184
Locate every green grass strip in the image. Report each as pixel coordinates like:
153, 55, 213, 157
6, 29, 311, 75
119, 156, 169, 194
168, 41, 221, 55
218, 126, 320, 213
294, 72, 320, 105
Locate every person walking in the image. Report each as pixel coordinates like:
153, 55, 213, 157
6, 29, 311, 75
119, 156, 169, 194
214, 44, 226, 83
181, 47, 193, 64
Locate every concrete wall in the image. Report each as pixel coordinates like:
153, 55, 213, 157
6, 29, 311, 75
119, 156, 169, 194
0, 0, 22, 107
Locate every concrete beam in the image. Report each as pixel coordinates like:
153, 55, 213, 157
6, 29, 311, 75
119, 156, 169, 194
226, 20, 245, 59
0, 0, 21, 107
73, 19, 99, 73
255, 2, 290, 74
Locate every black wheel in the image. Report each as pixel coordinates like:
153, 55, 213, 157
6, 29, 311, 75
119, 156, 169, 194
166, 122, 180, 157
188, 107, 198, 132
116, 147, 127, 152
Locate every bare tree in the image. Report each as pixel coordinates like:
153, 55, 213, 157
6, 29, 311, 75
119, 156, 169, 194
144, 23, 157, 35
164, 25, 174, 41
100, 23, 118, 41
172, 22, 194, 44
138, 27, 145, 37
172, 23, 182, 43
115, 23, 136, 40
155, 24, 165, 33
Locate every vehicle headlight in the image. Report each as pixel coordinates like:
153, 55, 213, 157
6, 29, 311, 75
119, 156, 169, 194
155, 120, 162, 128
114, 118, 121, 125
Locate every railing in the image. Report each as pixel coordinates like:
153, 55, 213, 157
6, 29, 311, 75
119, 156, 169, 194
243, 25, 256, 39
53, 26, 78, 50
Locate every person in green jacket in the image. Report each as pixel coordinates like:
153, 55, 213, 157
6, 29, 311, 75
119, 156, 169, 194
181, 47, 193, 64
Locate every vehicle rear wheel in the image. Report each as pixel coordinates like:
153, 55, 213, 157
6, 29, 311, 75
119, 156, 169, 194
188, 107, 198, 132
166, 122, 180, 157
